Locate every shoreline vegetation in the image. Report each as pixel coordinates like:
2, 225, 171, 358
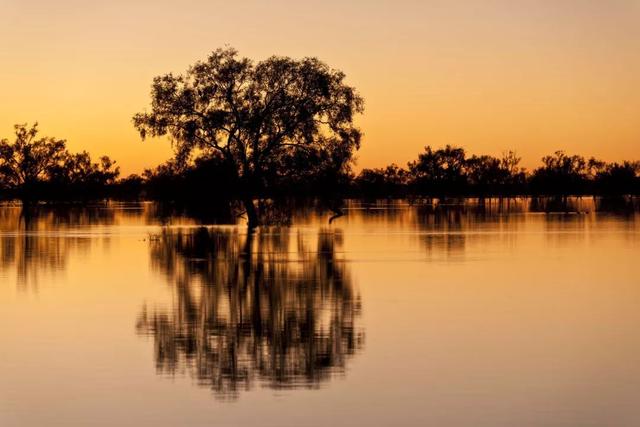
1, 49, 638, 224
0, 132, 637, 199
1, 123, 637, 202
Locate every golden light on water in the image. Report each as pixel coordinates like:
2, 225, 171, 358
1, 200, 639, 425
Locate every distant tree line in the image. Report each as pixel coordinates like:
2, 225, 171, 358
0, 123, 119, 200
1, 124, 638, 203
355, 145, 640, 197
125, 47, 638, 211
2, 46, 638, 226
132, 144, 639, 200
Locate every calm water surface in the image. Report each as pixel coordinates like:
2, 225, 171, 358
1, 199, 639, 426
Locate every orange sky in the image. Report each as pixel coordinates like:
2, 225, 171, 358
1, 0, 639, 175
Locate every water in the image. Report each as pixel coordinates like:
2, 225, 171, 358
1, 199, 639, 427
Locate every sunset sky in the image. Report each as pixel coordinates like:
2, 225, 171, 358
1, 0, 639, 175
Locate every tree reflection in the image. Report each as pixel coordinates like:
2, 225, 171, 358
414, 198, 531, 258
0, 204, 114, 290
136, 227, 364, 399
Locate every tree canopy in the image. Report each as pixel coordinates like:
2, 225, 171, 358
0, 123, 119, 199
0, 123, 66, 188
133, 47, 364, 227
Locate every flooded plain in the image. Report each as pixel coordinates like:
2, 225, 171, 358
1, 198, 639, 427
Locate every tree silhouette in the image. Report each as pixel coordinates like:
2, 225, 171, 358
465, 151, 526, 196
355, 164, 409, 197
136, 227, 364, 399
529, 151, 603, 195
133, 47, 364, 228
0, 123, 66, 191
0, 123, 119, 199
50, 152, 119, 187
594, 161, 640, 195
408, 145, 468, 195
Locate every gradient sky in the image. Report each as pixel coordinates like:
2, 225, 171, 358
1, 0, 639, 175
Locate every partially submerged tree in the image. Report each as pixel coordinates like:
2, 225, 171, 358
133, 47, 364, 227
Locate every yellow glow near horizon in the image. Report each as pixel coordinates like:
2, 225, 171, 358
1, 0, 639, 175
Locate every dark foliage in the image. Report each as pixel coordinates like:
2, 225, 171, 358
132, 47, 364, 226
353, 146, 638, 197
594, 161, 640, 195
0, 123, 119, 200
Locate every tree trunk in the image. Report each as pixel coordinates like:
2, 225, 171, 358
243, 197, 259, 229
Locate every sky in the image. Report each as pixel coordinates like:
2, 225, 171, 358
1, 0, 639, 175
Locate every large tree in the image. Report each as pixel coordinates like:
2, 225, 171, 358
133, 47, 364, 227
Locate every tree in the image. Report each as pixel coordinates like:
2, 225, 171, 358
595, 161, 640, 195
465, 155, 506, 196
0, 123, 66, 191
356, 164, 409, 196
408, 145, 468, 195
465, 151, 526, 195
133, 47, 364, 227
530, 151, 592, 195
50, 152, 120, 188
0, 123, 119, 199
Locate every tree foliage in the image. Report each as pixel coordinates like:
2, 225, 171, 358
133, 47, 364, 225
0, 123, 66, 188
0, 123, 119, 198
354, 146, 638, 197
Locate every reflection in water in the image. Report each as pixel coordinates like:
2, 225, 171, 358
0, 204, 114, 290
136, 227, 364, 399
1, 198, 635, 291
416, 202, 469, 255
1, 198, 640, 425
412, 198, 529, 258
406, 197, 637, 258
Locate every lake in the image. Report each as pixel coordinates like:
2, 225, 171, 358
1, 198, 639, 427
